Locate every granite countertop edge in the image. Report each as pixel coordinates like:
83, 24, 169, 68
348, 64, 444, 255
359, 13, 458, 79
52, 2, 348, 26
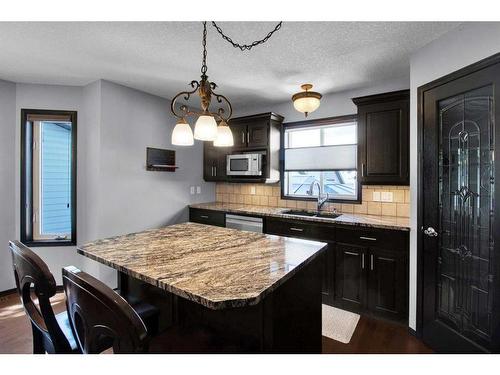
189, 202, 410, 231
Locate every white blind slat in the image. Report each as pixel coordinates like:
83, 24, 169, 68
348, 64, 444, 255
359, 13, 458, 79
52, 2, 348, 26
284, 144, 357, 171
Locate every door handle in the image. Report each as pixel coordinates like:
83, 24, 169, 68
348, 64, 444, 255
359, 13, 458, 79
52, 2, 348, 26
242, 132, 245, 144
370, 254, 374, 270
289, 227, 304, 232
361, 163, 366, 177
423, 227, 438, 237
214, 166, 217, 176
200, 215, 209, 219
247, 131, 250, 144
361, 253, 365, 269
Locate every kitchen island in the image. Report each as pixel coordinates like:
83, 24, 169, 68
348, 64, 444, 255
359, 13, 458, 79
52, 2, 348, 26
78, 222, 327, 353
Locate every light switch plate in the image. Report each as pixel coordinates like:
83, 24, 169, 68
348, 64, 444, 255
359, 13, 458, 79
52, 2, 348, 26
196, 186, 201, 194
190, 186, 195, 195
250, 186, 256, 195
381, 192, 393, 202
372, 191, 381, 201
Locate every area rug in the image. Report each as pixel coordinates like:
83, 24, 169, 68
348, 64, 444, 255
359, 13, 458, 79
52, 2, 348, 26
322, 304, 360, 344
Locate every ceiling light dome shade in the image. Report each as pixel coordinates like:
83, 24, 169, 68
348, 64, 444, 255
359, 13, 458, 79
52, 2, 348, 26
171, 118, 194, 146
292, 84, 322, 117
194, 114, 218, 141
213, 121, 234, 147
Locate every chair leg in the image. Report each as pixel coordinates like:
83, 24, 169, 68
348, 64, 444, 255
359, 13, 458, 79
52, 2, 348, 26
31, 324, 45, 354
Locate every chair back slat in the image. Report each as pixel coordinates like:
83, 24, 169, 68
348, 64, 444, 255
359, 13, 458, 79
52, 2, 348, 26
62, 266, 149, 353
9, 240, 72, 353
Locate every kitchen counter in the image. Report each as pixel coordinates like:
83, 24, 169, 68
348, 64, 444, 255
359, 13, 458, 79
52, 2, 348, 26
77, 222, 327, 310
189, 202, 410, 231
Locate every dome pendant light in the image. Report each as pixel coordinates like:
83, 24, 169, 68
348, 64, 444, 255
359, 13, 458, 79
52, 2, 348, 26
170, 22, 233, 146
292, 84, 322, 117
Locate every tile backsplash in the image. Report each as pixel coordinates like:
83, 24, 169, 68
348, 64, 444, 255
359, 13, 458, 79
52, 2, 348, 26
215, 183, 410, 218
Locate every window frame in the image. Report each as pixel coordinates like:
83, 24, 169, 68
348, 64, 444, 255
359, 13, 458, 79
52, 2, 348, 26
20, 109, 77, 247
280, 114, 361, 204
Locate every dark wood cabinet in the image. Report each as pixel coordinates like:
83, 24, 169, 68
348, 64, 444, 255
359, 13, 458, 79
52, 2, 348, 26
203, 112, 283, 183
203, 143, 227, 181
334, 243, 366, 312
189, 208, 226, 227
334, 226, 408, 322
353, 90, 410, 185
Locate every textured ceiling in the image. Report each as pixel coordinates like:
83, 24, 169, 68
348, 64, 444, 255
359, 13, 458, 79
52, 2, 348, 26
0, 22, 460, 107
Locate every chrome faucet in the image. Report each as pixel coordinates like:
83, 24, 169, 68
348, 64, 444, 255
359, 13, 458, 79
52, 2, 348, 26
307, 180, 329, 211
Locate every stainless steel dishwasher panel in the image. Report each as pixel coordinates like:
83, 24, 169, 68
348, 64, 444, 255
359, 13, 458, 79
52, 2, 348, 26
225, 214, 263, 233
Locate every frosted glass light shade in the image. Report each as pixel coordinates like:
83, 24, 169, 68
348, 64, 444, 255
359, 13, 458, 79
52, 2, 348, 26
293, 96, 321, 114
213, 121, 234, 147
194, 115, 218, 141
171, 119, 194, 146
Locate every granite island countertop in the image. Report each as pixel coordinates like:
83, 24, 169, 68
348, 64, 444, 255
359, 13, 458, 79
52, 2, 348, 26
77, 222, 327, 310
189, 202, 410, 231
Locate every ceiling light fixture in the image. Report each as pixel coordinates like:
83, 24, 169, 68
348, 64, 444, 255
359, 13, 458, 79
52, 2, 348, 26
171, 22, 233, 147
292, 84, 322, 117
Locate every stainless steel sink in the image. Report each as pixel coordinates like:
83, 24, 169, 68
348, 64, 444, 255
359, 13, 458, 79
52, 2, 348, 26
282, 209, 342, 219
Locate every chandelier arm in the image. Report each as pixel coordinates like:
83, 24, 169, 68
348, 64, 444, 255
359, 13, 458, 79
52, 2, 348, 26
170, 81, 200, 119
211, 91, 233, 121
211, 21, 282, 51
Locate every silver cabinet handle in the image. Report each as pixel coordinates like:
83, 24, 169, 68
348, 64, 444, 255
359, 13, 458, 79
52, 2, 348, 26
360, 236, 377, 241
290, 227, 304, 232
370, 254, 374, 270
214, 166, 217, 176
361, 163, 366, 177
423, 227, 438, 237
361, 253, 365, 269
247, 131, 250, 144
242, 132, 245, 144
200, 215, 209, 219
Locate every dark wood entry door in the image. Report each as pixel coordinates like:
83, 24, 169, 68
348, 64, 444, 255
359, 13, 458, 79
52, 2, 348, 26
420, 56, 500, 353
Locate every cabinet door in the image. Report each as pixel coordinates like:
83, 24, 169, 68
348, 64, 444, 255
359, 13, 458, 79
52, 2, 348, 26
229, 123, 247, 148
203, 143, 227, 181
247, 121, 269, 148
358, 98, 409, 185
321, 244, 335, 305
367, 247, 407, 321
334, 243, 366, 312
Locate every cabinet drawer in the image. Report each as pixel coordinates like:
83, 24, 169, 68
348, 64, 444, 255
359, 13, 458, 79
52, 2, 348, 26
265, 217, 335, 242
336, 225, 407, 250
189, 208, 225, 227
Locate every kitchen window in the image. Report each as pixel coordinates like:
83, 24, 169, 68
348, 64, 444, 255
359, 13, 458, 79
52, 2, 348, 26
21, 109, 77, 246
281, 115, 360, 202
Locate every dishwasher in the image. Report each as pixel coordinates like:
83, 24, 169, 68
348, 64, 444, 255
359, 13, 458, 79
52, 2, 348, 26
225, 214, 263, 233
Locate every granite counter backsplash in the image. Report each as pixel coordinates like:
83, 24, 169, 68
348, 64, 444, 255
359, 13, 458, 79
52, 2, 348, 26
215, 183, 410, 218
190, 202, 410, 231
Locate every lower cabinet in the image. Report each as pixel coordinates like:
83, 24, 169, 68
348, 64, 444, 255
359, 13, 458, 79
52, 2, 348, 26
334, 230, 408, 322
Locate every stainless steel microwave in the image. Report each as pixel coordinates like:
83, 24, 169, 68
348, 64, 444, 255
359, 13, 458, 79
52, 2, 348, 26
226, 153, 263, 176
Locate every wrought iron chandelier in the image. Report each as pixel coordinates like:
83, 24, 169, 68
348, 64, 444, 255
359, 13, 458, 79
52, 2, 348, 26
171, 21, 282, 147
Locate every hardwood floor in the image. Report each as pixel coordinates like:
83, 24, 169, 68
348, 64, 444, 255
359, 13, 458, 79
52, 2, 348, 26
0, 292, 431, 354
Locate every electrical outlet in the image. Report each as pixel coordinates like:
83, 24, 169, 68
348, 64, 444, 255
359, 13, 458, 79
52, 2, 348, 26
250, 186, 256, 195
190, 186, 195, 195
372, 191, 381, 201
381, 192, 393, 202
196, 186, 201, 194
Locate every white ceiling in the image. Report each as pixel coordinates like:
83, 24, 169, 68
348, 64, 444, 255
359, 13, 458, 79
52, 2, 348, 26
0, 22, 460, 107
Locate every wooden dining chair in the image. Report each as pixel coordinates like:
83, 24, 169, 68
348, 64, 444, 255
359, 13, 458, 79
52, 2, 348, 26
62, 265, 150, 353
9, 240, 80, 354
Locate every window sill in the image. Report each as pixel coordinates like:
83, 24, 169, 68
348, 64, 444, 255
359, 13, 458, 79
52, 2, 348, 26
21, 239, 76, 248
281, 194, 362, 205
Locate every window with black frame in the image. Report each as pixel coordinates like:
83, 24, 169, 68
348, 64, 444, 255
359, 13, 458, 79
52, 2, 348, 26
282, 115, 360, 203
21, 109, 77, 246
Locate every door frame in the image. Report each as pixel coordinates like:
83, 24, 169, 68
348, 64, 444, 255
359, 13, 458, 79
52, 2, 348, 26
416, 52, 500, 338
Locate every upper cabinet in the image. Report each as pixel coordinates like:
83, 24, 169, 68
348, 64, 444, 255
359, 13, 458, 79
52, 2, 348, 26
203, 112, 284, 183
353, 90, 410, 185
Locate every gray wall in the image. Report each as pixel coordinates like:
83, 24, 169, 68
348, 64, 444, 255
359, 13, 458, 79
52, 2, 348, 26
0, 79, 16, 291
408, 23, 500, 330
0, 80, 213, 291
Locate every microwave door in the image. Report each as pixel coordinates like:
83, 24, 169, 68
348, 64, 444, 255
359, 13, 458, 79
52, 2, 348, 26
228, 156, 252, 175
